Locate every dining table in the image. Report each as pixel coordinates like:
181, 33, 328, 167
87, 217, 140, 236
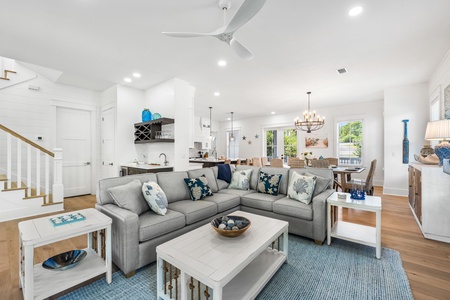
331, 166, 365, 191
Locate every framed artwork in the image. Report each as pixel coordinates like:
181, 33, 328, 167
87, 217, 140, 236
305, 135, 328, 148
445, 83, 450, 119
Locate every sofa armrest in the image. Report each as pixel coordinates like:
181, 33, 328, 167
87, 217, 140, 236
312, 189, 335, 242
95, 203, 139, 275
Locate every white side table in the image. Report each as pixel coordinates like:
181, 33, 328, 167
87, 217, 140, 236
18, 208, 112, 300
327, 192, 382, 259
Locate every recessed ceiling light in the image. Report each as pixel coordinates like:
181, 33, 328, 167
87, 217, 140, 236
349, 6, 363, 16
132, 73, 141, 78
271, 112, 275, 114
336, 68, 348, 74
124, 77, 132, 83
214, 92, 220, 96
218, 60, 227, 67
227, 117, 231, 121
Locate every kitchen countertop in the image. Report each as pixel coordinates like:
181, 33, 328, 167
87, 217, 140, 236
122, 163, 173, 169
189, 158, 225, 163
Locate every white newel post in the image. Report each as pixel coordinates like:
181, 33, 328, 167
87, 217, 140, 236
52, 148, 64, 203
7, 133, 11, 189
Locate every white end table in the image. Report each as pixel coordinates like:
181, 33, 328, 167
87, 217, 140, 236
18, 208, 112, 300
327, 192, 382, 259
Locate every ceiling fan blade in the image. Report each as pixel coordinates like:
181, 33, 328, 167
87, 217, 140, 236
224, 0, 267, 33
230, 39, 254, 60
162, 32, 213, 38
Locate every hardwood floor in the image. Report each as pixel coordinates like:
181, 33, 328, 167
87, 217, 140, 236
1, 188, 450, 299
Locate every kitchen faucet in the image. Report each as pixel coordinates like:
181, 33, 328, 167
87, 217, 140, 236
159, 153, 169, 166
211, 148, 217, 159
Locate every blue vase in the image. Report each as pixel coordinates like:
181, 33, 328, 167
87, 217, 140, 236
142, 109, 152, 122
434, 141, 450, 166
402, 120, 409, 164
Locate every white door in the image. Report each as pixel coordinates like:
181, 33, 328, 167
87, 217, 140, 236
101, 107, 116, 178
56, 107, 91, 197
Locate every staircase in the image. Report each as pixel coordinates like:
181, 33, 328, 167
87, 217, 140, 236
0, 124, 64, 222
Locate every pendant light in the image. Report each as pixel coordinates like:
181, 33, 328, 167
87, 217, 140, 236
209, 106, 216, 141
294, 92, 325, 133
230, 112, 235, 141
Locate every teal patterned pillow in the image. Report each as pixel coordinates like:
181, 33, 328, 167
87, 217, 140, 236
228, 169, 252, 190
184, 175, 213, 201
257, 171, 282, 195
287, 172, 316, 204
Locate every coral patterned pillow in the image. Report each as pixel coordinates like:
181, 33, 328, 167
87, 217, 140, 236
257, 172, 282, 196
184, 175, 213, 201
287, 172, 316, 204
228, 169, 252, 190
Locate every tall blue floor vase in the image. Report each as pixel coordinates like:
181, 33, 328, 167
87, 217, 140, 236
402, 119, 409, 164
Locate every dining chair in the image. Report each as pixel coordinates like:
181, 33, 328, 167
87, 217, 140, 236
310, 159, 330, 168
343, 159, 377, 195
224, 159, 231, 164
241, 159, 248, 165
325, 157, 338, 166
261, 157, 268, 166
252, 157, 262, 167
288, 157, 305, 168
270, 158, 283, 168
236, 159, 241, 165
325, 157, 339, 189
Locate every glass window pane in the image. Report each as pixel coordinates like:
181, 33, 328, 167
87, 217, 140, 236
283, 129, 297, 161
337, 120, 363, 166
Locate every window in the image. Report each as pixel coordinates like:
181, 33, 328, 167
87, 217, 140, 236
337, 120, 363, 166
266, 130, 277, 159
284, 129, 297, 161
227, 130, 240, 159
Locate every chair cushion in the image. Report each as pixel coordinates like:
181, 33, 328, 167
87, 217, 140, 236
287, 172, 316, 204
217, 164, 232, 183
142, 181, 168, 216
273, 198, 313, 220
138, 209, 186, 242
156, 171, 191, 203
228, 169, 252, 190
188, 168, 219, 193
168, 200, 218, 225
107, 179, 149, 215
257, 171, 282, 196
206, 193, 240, 212
260, 167, 290, 194
184, 175, 213, 201
236, 165, 261, 190
240, 192, 285, 211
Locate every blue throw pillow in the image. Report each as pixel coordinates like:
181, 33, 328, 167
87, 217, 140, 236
257, 171, 282, 196
217, 164, 232, 183
184, 175, 213, 201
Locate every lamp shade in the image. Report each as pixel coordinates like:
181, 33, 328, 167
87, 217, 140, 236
425, 119, 450, 166
425, 120, 450, 140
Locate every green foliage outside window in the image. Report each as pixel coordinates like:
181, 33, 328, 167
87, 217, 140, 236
339, 121, 362, 158
284, 129, 297, 158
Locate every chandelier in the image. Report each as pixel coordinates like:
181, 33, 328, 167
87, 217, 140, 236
294, 92, 325, 133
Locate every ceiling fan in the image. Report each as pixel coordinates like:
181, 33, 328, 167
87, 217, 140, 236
162, 0, 267, 60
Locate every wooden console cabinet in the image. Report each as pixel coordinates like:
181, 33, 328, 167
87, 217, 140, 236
408, 162, 450, 243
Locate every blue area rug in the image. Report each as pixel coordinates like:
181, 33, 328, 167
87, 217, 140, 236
58, 235, 413, 300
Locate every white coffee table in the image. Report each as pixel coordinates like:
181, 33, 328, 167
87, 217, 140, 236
18, 208, 112, 300
156, 211, 288, 300
327, 192, 382, 259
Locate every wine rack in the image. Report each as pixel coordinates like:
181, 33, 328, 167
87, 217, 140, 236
134, 118, 175, 143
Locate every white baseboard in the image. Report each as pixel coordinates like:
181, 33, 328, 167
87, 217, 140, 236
382, 187, 408, 197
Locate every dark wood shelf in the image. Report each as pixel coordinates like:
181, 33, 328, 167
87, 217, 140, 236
134, 118, 175, 144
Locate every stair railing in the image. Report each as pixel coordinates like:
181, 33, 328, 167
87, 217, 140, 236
1, 124, 63, 203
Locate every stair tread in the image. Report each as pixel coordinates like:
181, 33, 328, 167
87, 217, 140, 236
3, 181, 27, 191
0, 174, 7, 181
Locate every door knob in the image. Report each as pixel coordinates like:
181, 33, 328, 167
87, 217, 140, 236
108, 163, 113, 166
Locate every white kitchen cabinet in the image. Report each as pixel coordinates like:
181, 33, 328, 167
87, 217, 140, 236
188, 87, 195, 148
408, 162, 450, 243
194, 116, 204, 143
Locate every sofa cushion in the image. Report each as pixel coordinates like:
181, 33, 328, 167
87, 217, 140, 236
107, 179, 149, 215
142, 181, 168, 216
97, 173, 157, 205
184, 176, 214, 201
188, 168, 219, 193
138, 209, 186, 242
241, 192, 285, 211
218, 189, 256, 197
257, 171, 282, 196
289, 168, 333, 189
168, 200, 218, 225
273, 198, 313, 220
228, 169, 252, 190
217, 164, 232, 183
260, 167, 290, 194
156, 171, 191, 203
206, 193, 240, 213
217, 179, 229, 190
236, 165, 260, 190
287, 172, 316, 204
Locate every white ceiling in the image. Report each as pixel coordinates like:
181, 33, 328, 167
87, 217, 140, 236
2, 0, 450, 121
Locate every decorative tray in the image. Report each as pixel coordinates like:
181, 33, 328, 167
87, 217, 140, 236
49, 212, 86, 227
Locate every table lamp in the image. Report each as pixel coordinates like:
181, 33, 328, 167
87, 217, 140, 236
425, 119, 450, 166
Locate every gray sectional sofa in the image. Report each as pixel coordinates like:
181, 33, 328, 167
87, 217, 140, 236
95, 165, 334, 276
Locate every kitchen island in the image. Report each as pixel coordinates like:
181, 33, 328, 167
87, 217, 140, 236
189, 158, 225, 168
121, 163, 173, 176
